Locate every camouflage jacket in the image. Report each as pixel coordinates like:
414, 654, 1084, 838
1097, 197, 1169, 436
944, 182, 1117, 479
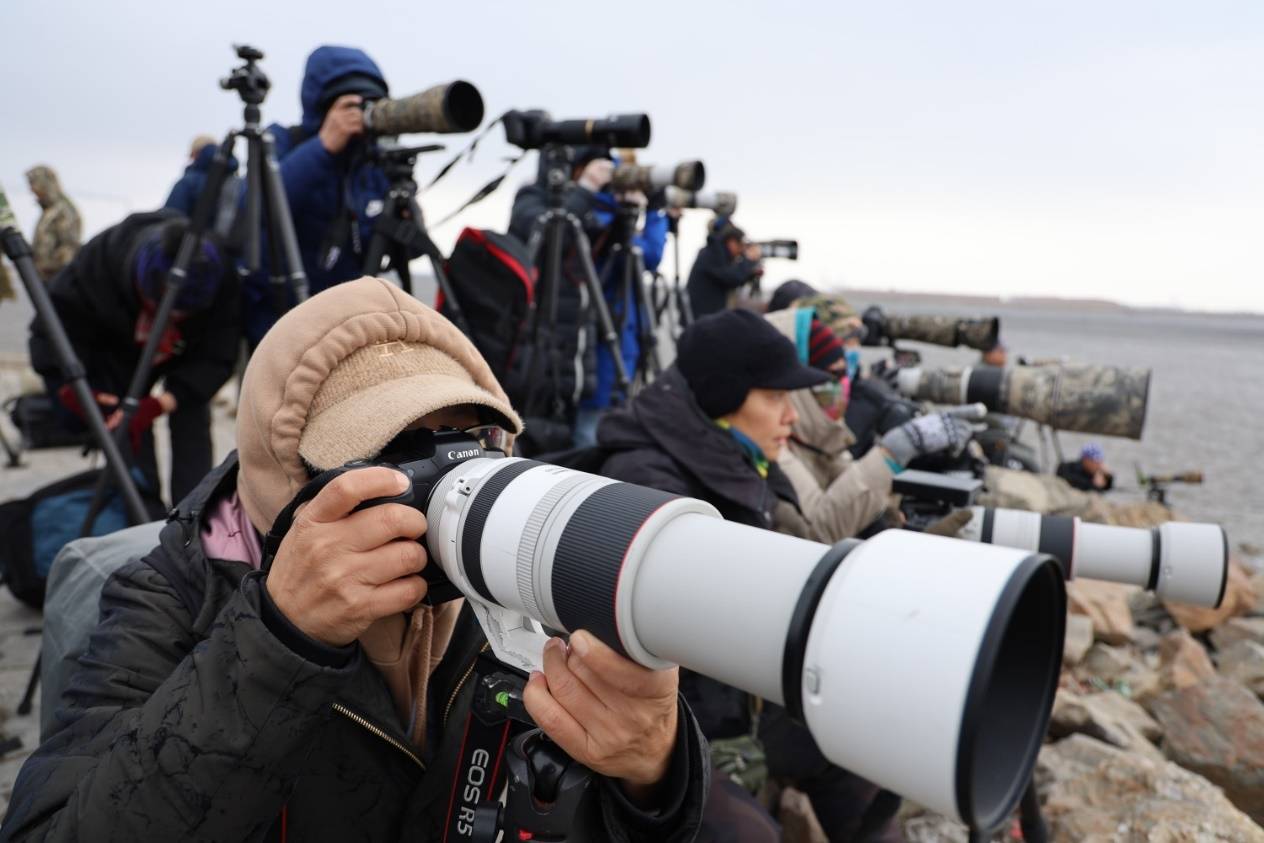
26, 166, 82, 280
0, 259, 14, 302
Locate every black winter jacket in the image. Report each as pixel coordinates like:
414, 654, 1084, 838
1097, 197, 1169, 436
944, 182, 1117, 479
684, 235, 760, 320
596, 367, 800, 738
0, 455, 708, 842
27, 210, 241, 410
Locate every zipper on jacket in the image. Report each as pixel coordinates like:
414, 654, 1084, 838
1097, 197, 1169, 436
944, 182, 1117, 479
443, 643, 491, 727
331, 702, 425, 771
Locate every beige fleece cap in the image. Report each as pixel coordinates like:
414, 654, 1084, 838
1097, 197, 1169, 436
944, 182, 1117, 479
236, 277, 522, 533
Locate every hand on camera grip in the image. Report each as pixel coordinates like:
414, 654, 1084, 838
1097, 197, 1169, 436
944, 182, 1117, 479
524, 632, 679, 804
265, 466, 430, 648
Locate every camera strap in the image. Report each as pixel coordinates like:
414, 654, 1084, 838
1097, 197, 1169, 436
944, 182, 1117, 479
427, 114, 527, 229
442, 655, 532, 842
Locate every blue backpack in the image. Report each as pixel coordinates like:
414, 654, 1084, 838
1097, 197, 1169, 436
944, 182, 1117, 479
0, 468, 162, 609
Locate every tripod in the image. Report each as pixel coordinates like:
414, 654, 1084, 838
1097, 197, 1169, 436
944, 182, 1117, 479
516, 146, 630, 420
77, 43, 308, 530
1, 186, 150, 718
601, 200, 660, 385
669, 218, 695, 329
361, 143, 471, 335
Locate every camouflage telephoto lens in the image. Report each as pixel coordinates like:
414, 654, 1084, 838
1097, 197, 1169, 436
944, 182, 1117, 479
665, 187, 738, 216
611, 160, 706, 193
881, 315, 1000, 351
362, 80, 485, 135
897, 364, 1152, 439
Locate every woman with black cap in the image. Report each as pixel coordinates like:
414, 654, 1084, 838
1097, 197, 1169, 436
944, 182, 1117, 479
595, 309, 907, 842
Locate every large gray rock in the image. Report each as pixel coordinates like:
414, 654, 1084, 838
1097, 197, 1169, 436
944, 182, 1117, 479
1250, 571, 1264, 616
1078, 643, 1162, 704
1067, 580, 1136, 645
1158, 628, 1217, 692
1048, 690, 1162, 760
1036, 734, 1264, 842
1062, 613, 1094, 665
1150, 676, 1264, 824
1211, 617, 1264, 652
1218, 640, 1264, 697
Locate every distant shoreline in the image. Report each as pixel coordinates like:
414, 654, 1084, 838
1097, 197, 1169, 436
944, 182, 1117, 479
834, 288, 1263, 319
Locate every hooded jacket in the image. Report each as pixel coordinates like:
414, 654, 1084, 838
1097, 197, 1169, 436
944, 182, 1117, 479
685, 230, 760, 319
163, 144, 241, 237
582, 190, 670, 410
243, 46, 396, 345
26, 210, 241, 411
764, 308, 894, 543
596, 366, 800, 738
2, 281, 708, 843
25, 165, 82, 280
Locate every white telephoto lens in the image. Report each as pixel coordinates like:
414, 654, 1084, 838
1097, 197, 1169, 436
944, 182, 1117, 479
428, 459, 1064, 828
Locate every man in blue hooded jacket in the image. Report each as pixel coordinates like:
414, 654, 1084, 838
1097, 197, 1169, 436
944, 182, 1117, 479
508, 148, 670, 449
164, 135, 241, 238
243, 45, 408, 345
576, 157, 671, 447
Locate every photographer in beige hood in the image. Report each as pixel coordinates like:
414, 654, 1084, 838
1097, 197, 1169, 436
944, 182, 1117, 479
2, 278, 707, 842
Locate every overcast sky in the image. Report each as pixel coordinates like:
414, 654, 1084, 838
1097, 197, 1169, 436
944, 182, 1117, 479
3, 0, 1262, 312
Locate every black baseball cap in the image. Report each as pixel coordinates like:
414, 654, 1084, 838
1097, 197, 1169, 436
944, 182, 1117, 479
677, 309, 830, 417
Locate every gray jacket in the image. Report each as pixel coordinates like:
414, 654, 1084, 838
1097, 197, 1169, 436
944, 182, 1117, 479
39, 521, 164, 740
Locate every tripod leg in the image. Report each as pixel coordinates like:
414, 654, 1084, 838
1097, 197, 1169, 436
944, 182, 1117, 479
260, 130, 311, 305
1019, 778, 1049, 843
0, 422, 21, 467
389, 242, 413, 296
631, 250, 660, 382
243, 134, 264, 272
0, 220, 148, 525
420, 237, 473, 336
363, 230, 387, 279
17, 651, 40, 716
564, 214, 630, 392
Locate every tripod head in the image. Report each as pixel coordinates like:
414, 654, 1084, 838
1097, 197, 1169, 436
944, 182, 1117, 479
367, 141, 446, 183
220, 44, 271, 124
540, 144, 580, 207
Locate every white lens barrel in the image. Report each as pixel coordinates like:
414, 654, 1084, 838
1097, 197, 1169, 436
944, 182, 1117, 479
1154, 522, 1227, 606
628, 513, 828, 702
798, 530, 1063, 828
428, 461, 1064, 829
961, 508, 1228, 608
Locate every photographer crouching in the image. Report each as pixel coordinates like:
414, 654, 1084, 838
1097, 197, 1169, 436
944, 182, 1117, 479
27, 210, 238, 504
0, 279, 707, 842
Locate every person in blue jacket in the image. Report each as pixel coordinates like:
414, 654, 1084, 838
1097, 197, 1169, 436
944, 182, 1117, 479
242, 45, 408, 346
571, 152, 672, 447
164, 135, 241, 238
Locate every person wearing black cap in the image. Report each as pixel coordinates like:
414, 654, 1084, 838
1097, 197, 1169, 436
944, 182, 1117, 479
596, 310, 926, 842
242, 45, 401, 345
685, 218, 764, 319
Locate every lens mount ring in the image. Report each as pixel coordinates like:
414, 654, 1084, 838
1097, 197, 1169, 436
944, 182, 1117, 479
781, 540, 861, 720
